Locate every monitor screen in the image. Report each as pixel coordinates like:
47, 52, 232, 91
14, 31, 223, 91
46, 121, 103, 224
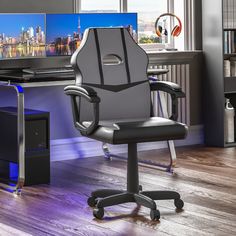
46, 13, 138, 57
0, 14, 46, 60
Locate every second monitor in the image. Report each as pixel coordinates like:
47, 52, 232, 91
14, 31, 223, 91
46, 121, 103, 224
46, 13, 137, 57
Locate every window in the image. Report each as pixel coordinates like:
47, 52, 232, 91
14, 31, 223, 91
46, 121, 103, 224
80, 0, 120, 13
77, 0, 188, 51
128, 0, 168, 45
174, 0, 185, 50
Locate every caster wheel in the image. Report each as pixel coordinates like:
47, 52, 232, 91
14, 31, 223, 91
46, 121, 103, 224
150, 209, 160, 221
139, 185, 143, 191
174, 199, 184, 209
87, 196, 97, 207
93, 208, 104, 220
104, 155, 112, 161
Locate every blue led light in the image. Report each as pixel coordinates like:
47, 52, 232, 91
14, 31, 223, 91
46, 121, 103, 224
9, 162, 18, 179
16, 85, 24, 93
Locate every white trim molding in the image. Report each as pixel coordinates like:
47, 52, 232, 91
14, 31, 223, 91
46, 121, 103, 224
184, 0, 196, 50
120, 0, 127, 12
74, 0, 80, 13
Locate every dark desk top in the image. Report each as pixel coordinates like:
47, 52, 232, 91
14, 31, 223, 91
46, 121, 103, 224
0, 68, 169, 89
0, 71, 75, 83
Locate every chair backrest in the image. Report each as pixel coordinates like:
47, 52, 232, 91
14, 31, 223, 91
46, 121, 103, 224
71, 27, 151, 121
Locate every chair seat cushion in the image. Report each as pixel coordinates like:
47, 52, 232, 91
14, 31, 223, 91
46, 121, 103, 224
82, 117, 188, 144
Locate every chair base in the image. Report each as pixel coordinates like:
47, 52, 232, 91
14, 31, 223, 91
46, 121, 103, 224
88, 143, 184, 221
88, 187, 184, 220
102, 142, 176, 173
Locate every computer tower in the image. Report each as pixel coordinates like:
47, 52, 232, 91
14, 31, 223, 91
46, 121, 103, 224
0, 107, 50, 186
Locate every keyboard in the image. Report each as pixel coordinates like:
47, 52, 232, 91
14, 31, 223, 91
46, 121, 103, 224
22, 67, 74, 75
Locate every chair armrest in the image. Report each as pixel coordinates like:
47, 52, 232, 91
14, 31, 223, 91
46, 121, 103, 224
148, 68, 169, 83
147, 68, 169, 76
150, 81, 185, 98
64, 85, 100, 103
149, 81, 185, 121
64, 85, 100, 135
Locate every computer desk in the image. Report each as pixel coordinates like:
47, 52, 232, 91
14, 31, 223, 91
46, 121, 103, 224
0, 68, 175, 194
0, 72, 75, 194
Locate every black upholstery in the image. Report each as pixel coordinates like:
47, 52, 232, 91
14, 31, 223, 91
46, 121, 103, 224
83, 117, 186, 144
65, 27, 188, 221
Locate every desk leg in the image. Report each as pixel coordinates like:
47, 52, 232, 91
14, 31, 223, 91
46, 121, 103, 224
0, 83, 25, 194
158, 92, 177, 168
15, 88, 25, 194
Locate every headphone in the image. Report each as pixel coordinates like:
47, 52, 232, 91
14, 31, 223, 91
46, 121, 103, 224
155, 13, 182, 37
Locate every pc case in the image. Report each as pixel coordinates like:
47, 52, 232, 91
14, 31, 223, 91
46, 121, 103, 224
0, 107, 50, 186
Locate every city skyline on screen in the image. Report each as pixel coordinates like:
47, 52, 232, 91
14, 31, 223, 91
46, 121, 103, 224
46, 13, 137, 43
0, 14, 46, 59
0, 13, 138, 59
0, 14, 45, 38
46, 13, 137, 56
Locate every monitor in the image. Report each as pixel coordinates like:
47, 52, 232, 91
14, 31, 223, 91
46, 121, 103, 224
46, 13, 138, 57
0, 13, 137, 70
0, 13, 46, 60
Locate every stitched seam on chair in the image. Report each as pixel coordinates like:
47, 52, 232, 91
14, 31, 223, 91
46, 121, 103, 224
94, 29, 104, 85
120, 28, 131, 84
83, 80, 147, 92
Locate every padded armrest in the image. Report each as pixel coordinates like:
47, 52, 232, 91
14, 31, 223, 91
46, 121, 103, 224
64, 85, 100, 103
147, 68, 169, 76
149, 80, 185, 121
64, 85, 100, 135
149, 80, 185, 98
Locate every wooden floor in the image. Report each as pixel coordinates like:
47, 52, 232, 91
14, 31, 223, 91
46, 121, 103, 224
0, 145, 236, 236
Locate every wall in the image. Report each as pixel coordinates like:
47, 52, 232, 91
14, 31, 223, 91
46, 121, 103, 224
0, 0, 74, 13
195, 0, 202, 50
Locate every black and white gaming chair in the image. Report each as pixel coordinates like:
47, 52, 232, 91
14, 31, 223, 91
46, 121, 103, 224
65, 27, 187, 220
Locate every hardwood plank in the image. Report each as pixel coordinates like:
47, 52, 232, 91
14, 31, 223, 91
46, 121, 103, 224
0, 145, 235, 235
0, 222, 32, 236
